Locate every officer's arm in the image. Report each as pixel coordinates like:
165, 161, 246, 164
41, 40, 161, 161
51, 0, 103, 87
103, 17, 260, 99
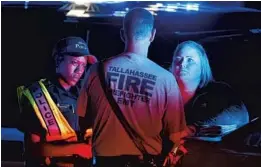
18, 95, 92, 159
27, 133, 92, 158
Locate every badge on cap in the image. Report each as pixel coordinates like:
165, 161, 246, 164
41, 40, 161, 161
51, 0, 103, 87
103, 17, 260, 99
75, 42, 87, 50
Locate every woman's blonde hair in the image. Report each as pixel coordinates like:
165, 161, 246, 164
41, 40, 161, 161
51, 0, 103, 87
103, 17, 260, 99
170, 40, 214, 88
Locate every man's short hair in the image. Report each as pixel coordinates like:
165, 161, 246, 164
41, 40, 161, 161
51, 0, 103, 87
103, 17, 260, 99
123, 8, 154, 41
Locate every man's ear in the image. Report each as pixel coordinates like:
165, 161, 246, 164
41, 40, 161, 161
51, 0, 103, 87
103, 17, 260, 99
120, 28, 125, 42
149, 28, 156, 42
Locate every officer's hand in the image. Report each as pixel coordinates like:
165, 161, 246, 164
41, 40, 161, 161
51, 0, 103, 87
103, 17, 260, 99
76, 143, 92, 159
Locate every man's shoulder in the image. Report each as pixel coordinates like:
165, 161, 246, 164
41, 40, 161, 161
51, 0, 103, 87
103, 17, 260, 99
148, 63, 175, 82
103, 53, 127, 63
154, 65, 173, 78
106, 53, 171, 71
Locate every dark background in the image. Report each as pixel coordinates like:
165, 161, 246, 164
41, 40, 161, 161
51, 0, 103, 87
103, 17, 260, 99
2, 2, 261, 127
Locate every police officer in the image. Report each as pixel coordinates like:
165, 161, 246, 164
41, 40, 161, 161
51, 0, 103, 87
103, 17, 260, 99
17, 36, 97, 167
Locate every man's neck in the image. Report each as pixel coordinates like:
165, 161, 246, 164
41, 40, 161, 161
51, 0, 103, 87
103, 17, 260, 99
58, 77, 71, 91
124, 41, 149, 57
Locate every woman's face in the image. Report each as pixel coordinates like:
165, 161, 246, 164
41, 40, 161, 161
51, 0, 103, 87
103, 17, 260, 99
57, 55, 88, 86
173, 46, 202, 82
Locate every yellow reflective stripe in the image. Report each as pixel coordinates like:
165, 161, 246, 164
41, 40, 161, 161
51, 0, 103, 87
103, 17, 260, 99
17, 86, 25, 103
18, 79, 78, 141
39, 81, 71, 134
17, 86, 25, 113
38, 80, 77, 139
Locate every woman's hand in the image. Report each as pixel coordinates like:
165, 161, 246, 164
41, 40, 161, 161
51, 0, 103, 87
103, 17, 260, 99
196, 125, 222, 137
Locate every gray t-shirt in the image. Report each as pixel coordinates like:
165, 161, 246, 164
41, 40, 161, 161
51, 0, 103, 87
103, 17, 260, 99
77, 52, 186, 156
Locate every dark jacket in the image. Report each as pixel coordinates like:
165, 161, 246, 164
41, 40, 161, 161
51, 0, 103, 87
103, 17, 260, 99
185, 82, 249, 129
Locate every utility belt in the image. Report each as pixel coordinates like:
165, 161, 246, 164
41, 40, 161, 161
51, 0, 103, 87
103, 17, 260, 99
95, 154, 164, 167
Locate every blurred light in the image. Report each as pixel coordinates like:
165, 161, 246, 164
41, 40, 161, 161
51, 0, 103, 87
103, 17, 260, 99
66, 9, 85, 17
156, 3, 163, 7
97, 0, 125, 3
147, 2, 199, 13
93, 156, 96, 165
250, 28, 261, 34
149, 3, 162, 9
113, 10, 127, 17
24, 1, 29, 9
145, 7, 159, 12
66, 2, 201, 18
81, 13, 91, 17
149, 11, 158, 16
186, 3, 199, 11
166, 4, 178, 10
71, 0, 125, 4
72, 0, 86, 5
165, 8, 176, 12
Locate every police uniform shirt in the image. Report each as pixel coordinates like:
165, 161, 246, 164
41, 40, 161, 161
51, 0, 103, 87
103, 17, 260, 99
17, 78, 80, 136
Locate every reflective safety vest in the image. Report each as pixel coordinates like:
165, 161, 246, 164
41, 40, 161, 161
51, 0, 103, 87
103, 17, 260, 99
17, 79, 80, 142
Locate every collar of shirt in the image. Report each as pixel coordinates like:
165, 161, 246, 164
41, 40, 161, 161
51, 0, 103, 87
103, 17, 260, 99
45, 76, 80, 100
